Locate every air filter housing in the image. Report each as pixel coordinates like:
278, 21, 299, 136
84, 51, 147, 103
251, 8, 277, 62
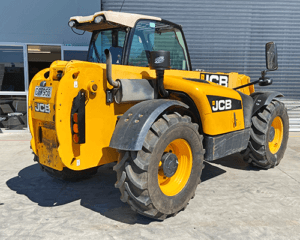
149, 51, 171, 71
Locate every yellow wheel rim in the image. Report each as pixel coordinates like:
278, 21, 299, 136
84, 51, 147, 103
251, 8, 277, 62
158, 139, 193, 196
268, 116, 284, 154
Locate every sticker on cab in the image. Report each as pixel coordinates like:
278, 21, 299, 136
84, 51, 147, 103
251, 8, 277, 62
149, 22, 156, 28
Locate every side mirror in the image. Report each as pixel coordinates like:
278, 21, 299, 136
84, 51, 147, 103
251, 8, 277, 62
265, 42, 278, 71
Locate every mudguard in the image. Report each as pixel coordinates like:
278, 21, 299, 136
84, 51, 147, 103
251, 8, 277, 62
109, 99, 188, 151
251, 91, 284, 115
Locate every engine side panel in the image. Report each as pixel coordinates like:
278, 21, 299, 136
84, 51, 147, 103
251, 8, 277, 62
164, 76, 246, 135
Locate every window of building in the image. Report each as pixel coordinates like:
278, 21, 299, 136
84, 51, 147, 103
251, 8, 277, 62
0, 95, 27, 130
64, 50, 87, 61
0, 46, 25, 92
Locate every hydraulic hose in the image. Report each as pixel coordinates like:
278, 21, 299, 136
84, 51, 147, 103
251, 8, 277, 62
104, 49, 120, 88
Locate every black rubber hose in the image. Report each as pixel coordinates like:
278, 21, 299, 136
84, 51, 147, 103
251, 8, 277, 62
104, 49, 120, 88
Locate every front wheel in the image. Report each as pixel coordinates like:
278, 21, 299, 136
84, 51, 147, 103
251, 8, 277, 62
114, 113, 204, 220
242, 100, 289, 168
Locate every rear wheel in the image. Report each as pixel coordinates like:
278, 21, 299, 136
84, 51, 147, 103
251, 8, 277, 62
242, 100, 289, 168
114, 113, 204, 219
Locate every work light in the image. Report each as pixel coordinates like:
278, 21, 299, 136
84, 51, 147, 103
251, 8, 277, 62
68, 20, 76, 28
94, 16, 103, 24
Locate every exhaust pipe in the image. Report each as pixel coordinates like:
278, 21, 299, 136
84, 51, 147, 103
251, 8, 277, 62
104, 48, 154, 104
104, 49, 120, 88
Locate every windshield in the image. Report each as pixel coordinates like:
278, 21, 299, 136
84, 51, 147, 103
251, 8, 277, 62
88, 28, 127, 64
128, 20, 190, 70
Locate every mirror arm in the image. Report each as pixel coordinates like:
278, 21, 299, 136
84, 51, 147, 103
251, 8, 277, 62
261, 69, 270, 80
233, 79, 260, 90
234, 71, 273, 90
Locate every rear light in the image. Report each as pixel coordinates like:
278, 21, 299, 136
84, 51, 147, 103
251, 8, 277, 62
73, 113, 78, 123
71, 90, 86, 144
73, 124, 79, 133
73, 134, 79, 144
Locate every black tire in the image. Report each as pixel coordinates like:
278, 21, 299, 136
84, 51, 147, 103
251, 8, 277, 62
114, 113, 204, 220
242, 99, 289, 169
34, 154, 98, 181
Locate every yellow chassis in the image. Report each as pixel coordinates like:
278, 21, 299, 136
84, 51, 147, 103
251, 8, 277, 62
28, 60, 254, 172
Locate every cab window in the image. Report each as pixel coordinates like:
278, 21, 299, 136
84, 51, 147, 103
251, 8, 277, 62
88, 28, 126, 64
128, 20, 189, 70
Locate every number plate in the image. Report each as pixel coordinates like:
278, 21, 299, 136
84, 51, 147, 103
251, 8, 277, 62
34, 87, 52, 98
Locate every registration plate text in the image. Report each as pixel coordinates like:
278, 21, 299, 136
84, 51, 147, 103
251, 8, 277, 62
34, 87, 52, 98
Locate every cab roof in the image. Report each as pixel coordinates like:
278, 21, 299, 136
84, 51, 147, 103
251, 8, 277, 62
69, 11, 162, 32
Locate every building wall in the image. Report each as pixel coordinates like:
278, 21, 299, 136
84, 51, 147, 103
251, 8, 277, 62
102, 0, 300, 99
0, 0, 101, 45
0, 1, 99, 132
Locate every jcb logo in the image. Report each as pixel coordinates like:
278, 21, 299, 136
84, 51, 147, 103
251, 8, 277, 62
35, 103, 50, 113
201, 74, 229, 87
212, 100, 232, 112
207, 95, 242, 113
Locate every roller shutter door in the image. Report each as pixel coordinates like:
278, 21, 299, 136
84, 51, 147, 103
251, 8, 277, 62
102, 0, 300, 129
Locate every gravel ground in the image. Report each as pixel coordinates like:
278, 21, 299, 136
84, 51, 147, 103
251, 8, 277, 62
1, 132, 300, 240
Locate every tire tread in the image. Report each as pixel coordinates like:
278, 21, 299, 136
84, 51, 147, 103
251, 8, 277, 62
242, 99, 289, 169
114, 114, 203, 219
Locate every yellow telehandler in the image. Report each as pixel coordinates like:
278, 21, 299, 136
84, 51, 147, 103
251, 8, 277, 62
28, 11, 289, 220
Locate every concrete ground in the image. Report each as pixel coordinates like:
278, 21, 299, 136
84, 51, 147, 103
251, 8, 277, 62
1, 132, 300, 240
